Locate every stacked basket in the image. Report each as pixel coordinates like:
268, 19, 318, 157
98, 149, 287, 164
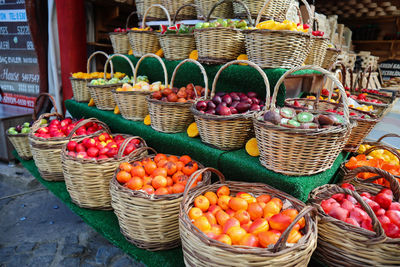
109, 12, 136, 54
162, 0, 197, 20
135, 0, 167, 21
233, 0, 292, 20
194, 0, 234, 19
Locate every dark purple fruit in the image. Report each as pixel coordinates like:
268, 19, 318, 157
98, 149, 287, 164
247, 92, 258, 98
263, 110, 282, 125
222, 94, 232, 106
238, 92, 246, 98
196, 101, 207, 111
236, 102, 251, 113
250, 97, 260, 105
206, 109, 215, 115
231, 101, 240, 108
280, 107, 296, 119
250, 104, 261, 111
215, 92, 225, 97
16, 125, 22, 132
318, 114, 334, 125
207, 101, 216, 110
230, 107, 238, 114
217, 105, 232, 116
230, 92, 240, 102
212, 95, 222, 105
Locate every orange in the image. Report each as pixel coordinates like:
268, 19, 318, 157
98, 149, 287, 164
179, 155, 192, 164
166, 177, 173, 186
172, 183, 185, 194
116, 171, 131, 184
204, 191, 218, 205
142, 185, 155, 194
194, 195, 210, 212
226, 226, 247, 245
216, 185, 230, 197
131, 166, 145, 178
152, 167, 167, 178
188, 207, 203, 220
143, 161, 157, 175
126, 177, 143, 190
152, 176, 167, 189
154, 187, 169, 195
154, 153, 167, 163
119, 162, 132, 172
168, 155, 179, 162
229, 197, 248, 211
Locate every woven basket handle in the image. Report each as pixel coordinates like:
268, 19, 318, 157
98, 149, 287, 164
86, 51, 109, 74
183, 167, 225, 203
170, 59, 208, 99
33, 93, 59, 121
133, 53, 168, 86
363, 144, 400, 162
272, 206, 315, 252
377, 133, 400, 143
173, 4, 205, 24
142, 4, 171, 28
116, 137, 149, 159
66, 118, 111, 141
31, 112, 64, 132
344, 166, 400, 201
210, 60, 270, 108
270, 65, 350, 125
103, 54, 134, 80
125, 11, 137, 29
206, 0, 254, 26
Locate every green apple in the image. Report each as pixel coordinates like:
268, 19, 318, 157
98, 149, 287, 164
21, 127, 30, 134
23, 122, 30, 127
40, 119, 47, 125
8, 128, 18, 135
202, 22, 210, 28
195, 22, 203, 29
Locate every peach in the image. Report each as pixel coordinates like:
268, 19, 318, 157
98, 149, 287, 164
258, 230, 281, 248
239, 233, 259, 247
217, 185, 230, 197
226, 209, 235, 217
188, 207, 203, 221
256, 194, 271, 204
217, 195, 231, 210
216, 210, 230, 226
269, 213, 292, 231
287, 229, 302, 243
205, 231, 218, 240
229, 197, 248, 211
223, 218, 240, 234
194, 216, 211, 232
204, 212, 217, 225
226, 226, 247, 245
281, 208, 305, 229
210, 224, 223, 236
152, 175, 167, 189
237, 192, 256, 204
248, 202, 264, 220
204, 191, 218, 205
208, 204, 222, 216
234, 210, 251, 225
249, 218, 269, 234
263, 200, 282, 218
216, 234, 232, 245
194, 195, 210, 212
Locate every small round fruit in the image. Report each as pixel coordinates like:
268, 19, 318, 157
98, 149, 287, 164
216, 234, 232, 245
154, 187, 169, 195
194, 195, 210, 212
152, 175, 167, 189
116, 171, 131, 184
229, 197, 248, 211
258, 230, 281, 248
126, 177, 143, 190
217, 185, 230, 197
119, 162, 133, 172
226, 226, 247, 245
194, 216, 212, 232
189, 207, 203, 220
204, 191, 218, 205
142, 185, 155, 194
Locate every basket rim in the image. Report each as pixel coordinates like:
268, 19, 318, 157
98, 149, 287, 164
127, 30, 158, 34
112, 89, 153, 96
7, 132, 29, 138
158, 32, 194, 37
109, 32, 128, 35
194, 27, 243, 34
243, 28, 311, 37
190, 104, 254, 121
70, 76, 94, 81
87, 83, 122, 89
146, 95, 194, 106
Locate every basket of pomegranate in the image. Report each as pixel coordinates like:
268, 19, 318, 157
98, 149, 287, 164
253, 66, 355, 176
61, 118, 147, 210
179, 167, 317, 266
309, 179, 400, 266
112, 53, 167, 121
29, 94, 104, 181
110, 150, 211, 250
147, 58, 206, 133
191, 60, 267, 150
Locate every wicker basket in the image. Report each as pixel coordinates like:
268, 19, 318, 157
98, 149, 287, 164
253, 65, 355, 176
304, 36, 329, 67
191, 60, 269, 150
112, 53, 168, 121
135, 0, 166, 21
7, 132, 32, 160
70, 51, 110, 102
194, 0, 234, 19
158, 4, 205, 61
321, 48, 341, 70
110, 149, 211, 251
309, 184, 400, 266
109, 12, 136, 54
180, 167, 318, 267
233, 0, 292, 20
162, 0, 197, 20
194, 0, 253, 64
87, 54, 125, 111
243, 0, 313, 69
147, 58, 206, 133
128, 4, 171, 58
61, 119, 148, 210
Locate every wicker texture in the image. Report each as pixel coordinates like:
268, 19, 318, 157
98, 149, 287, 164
109, 12, 136, 54
194, 0, 253, 64
194, 0, 234, 19
112, 53, 168, 121
128, 4, 171, 58
147, 59, 206, 133
70, 51, 110, 102
321, 48, 341, 70
192, 60, 269, 150
110, 150, 211, 251
180, 167, 318, 267
233, 0, 291, 20
61, 119, 148, 210
7, 133, 32, 160
162, 0, 196, 20
254, 66, 354, 176
304, 37, 329, 67
244, 0, 313, 69
135, 0, 166, 21
309, 184, 400, 267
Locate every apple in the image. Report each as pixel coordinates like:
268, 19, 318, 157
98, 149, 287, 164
97, 155, 108, 160
377, 215, 391, 225
99, 147, 109, 155
60, 118, 72, 127
382, 223, 400, 238
124, 144, 135, 155
67, 141, 78, 152
75, 143, 86, 153
361, 218, 373, 231
341, 199, 355, 211
341, 183, 355, 191
76, 151, 87, 158
389, 202, 400, 211
375, 192, 392, 210
345, 217, 360, 227
87, 147, 99, 158
332, 193, 345, 203
321, 198, 340, 214
349, 208, 369, 223
106, 147, 118, 158
328, 206, 349, 221
386, 210, 400, 227
67, 151, 76, 157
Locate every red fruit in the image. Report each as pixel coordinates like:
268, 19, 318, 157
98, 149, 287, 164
332, 193, 345, 203
124, 144, 135, 155
389, 202, 400, 211
345, 217, 360, 227
60, 118, 72, 127
67, 151, 76, 157
360, 192, 372, 199
99, 148, 109, 155
349, 207, 369, 223
375, 208, 386, 216
378, 215, 391, 225
269, 213, 292, 231
321, 198, 340, 214
380, 188, 393, 197
75, 143, 86, 153
386, 210, 400, 227
341, 199, 355, 211
375, 193, 392, 210
362, 197, 380, 212
87, 147, 99, 158
97, 155, 108, 160
76, 151, 87, 159
383, 223, 400, 238
341, 183, 355, 191
361, 218, 373, 231
67, 141, 78, 152
328, 206, 349, 221
106, 147, 118, 158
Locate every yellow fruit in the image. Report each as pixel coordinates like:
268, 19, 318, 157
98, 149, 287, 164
245, 138, 260, 157
128, 49, 133, 55
88, 98, 95, 107
144, 115, 151, 126
155, 49, 164, 57
187, 122, 199, 138
189, 50, 198, 60
114, 105, 120, 114
237, 54, 248, 65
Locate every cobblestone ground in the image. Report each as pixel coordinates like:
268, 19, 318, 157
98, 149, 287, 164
0, 162, 145, 267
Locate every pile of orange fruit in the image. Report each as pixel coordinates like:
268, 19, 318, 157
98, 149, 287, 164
116, 153, 201, 195
72, 72, 125, 79
188, 186, 305, 248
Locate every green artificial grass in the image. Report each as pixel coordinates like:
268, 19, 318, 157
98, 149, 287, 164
111, 55, 319, 107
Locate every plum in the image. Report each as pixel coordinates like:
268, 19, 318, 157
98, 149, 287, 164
215, 92, 225, 97
222, 94, 232, 106
196, 101, 207, 111
250, 97, 260, 105
207, 101, 216, 110
247, 92, 258, 98
250, 104, 261, 111
216, 105, 232, 116
263, 110, 281, 125
212, 95, 222, 105
236, 102, 251, 113
231, 101, 240, 108
206, 109, 215, 115
230, 107, 238, 114
230, 92, 240, 102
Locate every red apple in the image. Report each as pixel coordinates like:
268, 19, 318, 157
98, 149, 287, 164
386, 210, 400, 227
341, 199, 355, 211
349, 207, 369, 223
332, 193, 345, 203
375, 192, 392, 210
383, 223, 400, 238
75, 143, 86, 153
362, 197, 380, 212
346, 195, 357, 204
49, 119, 60, 127
345, 217, 360, 227
76, 151, 87, 158
67, 141, 78, 152
360, 192, 372, 199
106, 147, 118, 158
87, 147, 99, 158
98, 147, 109, 155
321, 198, 340, 214
378, 215, 391, 225
341, 183, 355, 191
60, 118, 72, 127
361, 218, 373, 231
97, 155, 108, 160
375, 208, 386, 216
328, 206, 349, 222
37, 127, 49, 134
389, 202, 400, 211
67, 151, 76, 157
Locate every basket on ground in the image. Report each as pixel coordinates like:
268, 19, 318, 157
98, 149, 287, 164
179, 167, 318, 267
194, 0, 233, 19
253, 65, 355, 176
162, 0, 197, 20
128, 4, 171, 57
147, 58, 206, 133
233, 0, 292, 20
109, 12, 136, 54
191, 60, 269, 150
194, 0, 253, 64
243, 0, 313, 69
309, 183, 400, 266
112, 53, 168, 121
110, 149, 211, 251
61, 118, 148, 210
70, 51, 109, 102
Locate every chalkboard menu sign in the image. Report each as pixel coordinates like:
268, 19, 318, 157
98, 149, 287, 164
379, 60, 400, 81
0, 0, 38, 108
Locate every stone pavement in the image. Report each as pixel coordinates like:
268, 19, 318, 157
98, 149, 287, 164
0, 163, 145, 267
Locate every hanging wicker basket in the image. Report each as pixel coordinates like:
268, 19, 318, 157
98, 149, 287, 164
128, 4, 171, 58
309, 183, 400, 266
191, 60, 269, 150
244, 0, 313, 69
70, 51, 110, 102
179, 167, 318, 267
194, 0, 253, 64
61, 118, 148, 210
112, 53, 168, 121
110, 148, 211, 251
135, 0, 167, 21
109, 12, 136, 54
162, 0, 197, 20
253, 65, 355, 176
321, 47, 341, 70
233, 0, 292, 20
194, 0, 234, 20
158, 4, 205, 61
147, 58, 206, 133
